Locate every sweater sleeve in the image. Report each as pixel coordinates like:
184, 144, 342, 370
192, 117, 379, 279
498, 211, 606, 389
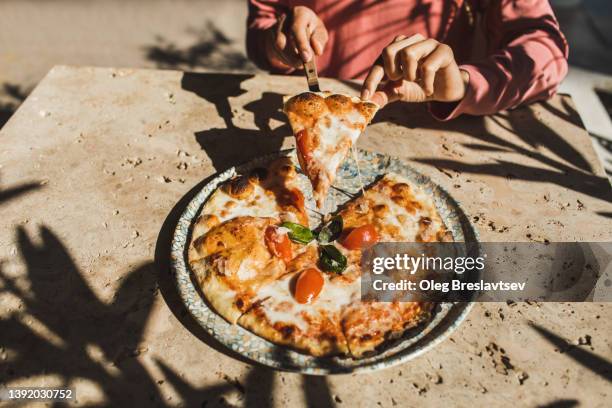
246, 0, 294, 72
430, 0, 569, 120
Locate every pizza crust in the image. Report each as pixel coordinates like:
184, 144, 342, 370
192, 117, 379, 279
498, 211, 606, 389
238, 301, 349, 357
342, 301, 433, 358
191, 259, 248, 325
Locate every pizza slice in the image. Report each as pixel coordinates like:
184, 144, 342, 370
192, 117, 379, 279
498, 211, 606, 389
189, 157, 308, 263
341, 300, 433, 358
330, 173, 450, 357
337, 173, 453, 243
238, 245, 360, 357
283, 92, 378, 208
189, 216, 297, 324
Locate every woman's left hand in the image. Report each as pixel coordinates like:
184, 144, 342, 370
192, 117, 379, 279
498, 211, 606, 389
361, 34, 469, 107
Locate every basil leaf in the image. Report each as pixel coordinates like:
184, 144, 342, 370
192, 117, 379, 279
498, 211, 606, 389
317, 215, 343, 244
280, 222, 315, 244
319, 244, 347, 274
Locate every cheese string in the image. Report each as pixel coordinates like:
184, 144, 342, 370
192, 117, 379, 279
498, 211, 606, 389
350, 145, 368, 212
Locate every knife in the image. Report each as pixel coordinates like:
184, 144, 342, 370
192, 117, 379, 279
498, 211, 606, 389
304, 59, 321, 92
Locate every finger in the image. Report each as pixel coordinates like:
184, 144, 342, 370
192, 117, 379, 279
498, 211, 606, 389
361, 64, 385, 100
271, 14, 303, 68
420, 44, 452, 96
370, 91, 390, 107
275, 30, 287, 52
382, 34, 425, 81
381, 35, 408, 81
276, 14, 287, 37
274, 14, 288, 49
400, 38, 438, 82
370, 80, 403, 107
274, 32, 302, 67
311, 25, 328, 56
292, 18, 314, 62
400, 49, 417, 82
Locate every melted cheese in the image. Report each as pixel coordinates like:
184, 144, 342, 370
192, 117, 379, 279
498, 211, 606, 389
350, 145, 366, 197
365, 189, 421, 241
340, 173, 448, 243
311, 114, 362, 180
236, 258, 259, 281
254, 271, 361, 332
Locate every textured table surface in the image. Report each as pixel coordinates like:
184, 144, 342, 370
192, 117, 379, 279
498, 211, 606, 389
0, 66, 610, 407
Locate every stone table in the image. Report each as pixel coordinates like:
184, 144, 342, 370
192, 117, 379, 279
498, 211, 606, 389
0, 66, 610, 407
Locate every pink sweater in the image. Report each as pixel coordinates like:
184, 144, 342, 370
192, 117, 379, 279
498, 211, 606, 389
247, 0, 569, 120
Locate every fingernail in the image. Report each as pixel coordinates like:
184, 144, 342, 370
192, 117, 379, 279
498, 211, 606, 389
301, 51, 311, 62
362, 89, 370, 100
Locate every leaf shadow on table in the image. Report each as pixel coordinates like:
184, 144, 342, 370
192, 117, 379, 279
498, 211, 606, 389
303, 374, 335, 408
536, 400, 579, 408
0, 176, 42, 207
154, 356, 276, 407
530, 323, 612, 382
0, 222, 284, 406
181, 72, 290, 171
371, 98, 612, 204
144, 21, 255, 72
589, 132, 612, 178
0, 226, 164, 405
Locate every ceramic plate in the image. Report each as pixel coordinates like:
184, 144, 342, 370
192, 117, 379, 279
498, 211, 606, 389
171, 149, 478, 374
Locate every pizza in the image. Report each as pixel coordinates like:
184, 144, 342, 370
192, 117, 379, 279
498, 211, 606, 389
338, 173, 453, 243
189, 157, 309, 324
189, 157, 308, 264
190, 216, 287, 324
238, 244, 359, 356
283, 92, 379, 207
188, 156, 452, 359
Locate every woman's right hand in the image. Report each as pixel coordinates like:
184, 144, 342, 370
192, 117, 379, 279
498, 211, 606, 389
265, 6, 328, 69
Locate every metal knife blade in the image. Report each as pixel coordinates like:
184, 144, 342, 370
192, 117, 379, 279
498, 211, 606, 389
303, 59, 321, 92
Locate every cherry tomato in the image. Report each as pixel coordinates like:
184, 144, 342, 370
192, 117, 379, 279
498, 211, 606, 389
296, 129, 314, 171
294, 268, 324, 304
341, 224, 379, 250
265, 226, 293, 263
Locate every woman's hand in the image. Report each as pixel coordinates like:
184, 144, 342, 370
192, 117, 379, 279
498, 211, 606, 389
265, 6, 328, 69
361, 34, 469, 107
